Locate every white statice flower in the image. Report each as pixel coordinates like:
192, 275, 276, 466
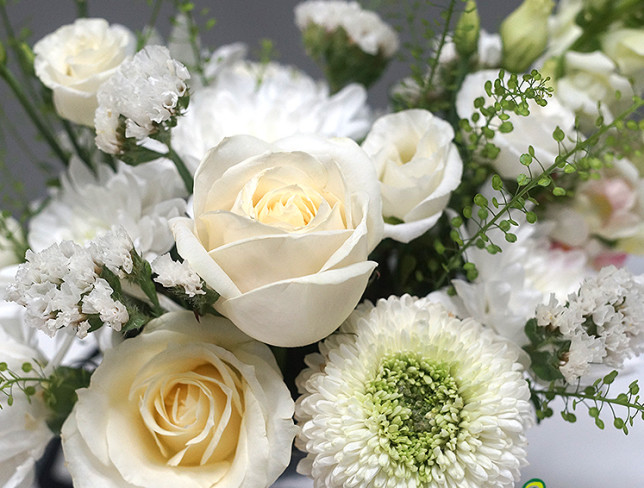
0, 301, 53, 488
5, 231, 133, 338
295, 295, 532, 488
536, 266, 644, 382
172, 44, 372, 173
362, 109, 463, 242
456, 70, 576, 179
451, 214, 587, 345
88, 226, 134, 277
28, 157, 186, 260
95, 45, 190, 154
151, 253, 204, 297
295, 0, 399, 57
555, 50, 633, 130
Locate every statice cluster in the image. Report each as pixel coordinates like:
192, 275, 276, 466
151, 254, 204, 297
95, 45, 190, 153
536, 266, 644, 382
4, 228, 134, 337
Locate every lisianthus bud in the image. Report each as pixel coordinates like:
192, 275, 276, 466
500, 0, 554, 73
454, 0, 480, 58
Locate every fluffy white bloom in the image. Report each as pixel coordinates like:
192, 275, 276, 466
555, 51, 633, 130
88, 226, 134, 277
151, 253, 205, 297
171, 134, 383, 347
33, 18, 136, 126
456, 70, 576, 179
362, 109, 463, 242
61, 311, 296, 488
452, 214, 587, 345
28, 157, 186, 260
0, 300, 53, 488
536, 266, 644, 382
295, 295, 532, 488
5, 230, 133, 337
172, 44, 372, 174
95, 45, 190, 153
295, 0, 399, 57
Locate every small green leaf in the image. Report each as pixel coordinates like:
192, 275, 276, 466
553, 126, 565, 142
552, 187, 566, 197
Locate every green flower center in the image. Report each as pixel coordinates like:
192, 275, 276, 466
364, 352, 465, 482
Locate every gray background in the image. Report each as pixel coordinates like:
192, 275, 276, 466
5, 1, 644, 487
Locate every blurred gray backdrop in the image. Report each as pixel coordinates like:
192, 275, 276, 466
0, 0, 515, 213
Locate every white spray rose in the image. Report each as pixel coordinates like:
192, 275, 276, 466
61, 311, 296, 488
456, 70, 575, 179
362, 109, 463, 242
556, 51, 633, 130
170, 134, 383, 347
602, 28, 644, 91
33, 18, 136, 126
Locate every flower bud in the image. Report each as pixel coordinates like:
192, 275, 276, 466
500, 0, 554, 73
454, 0, 480, 58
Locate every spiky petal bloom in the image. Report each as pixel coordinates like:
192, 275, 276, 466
295, 295, 532, 488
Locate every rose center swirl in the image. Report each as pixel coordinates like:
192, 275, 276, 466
364, 352, 465, 482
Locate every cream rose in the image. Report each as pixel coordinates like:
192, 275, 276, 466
170, 134, 383, 347
33, 18, 136, 126
61, 311, 296, 488
362, 109, 463, 243
456, 70, 576, 179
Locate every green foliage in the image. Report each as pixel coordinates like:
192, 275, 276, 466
0, 359, 46, 409
529, 372, 644, 435
42, 366, 91, 434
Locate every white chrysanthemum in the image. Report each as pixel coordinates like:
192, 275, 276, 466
172, 44, 372, 173
295, 0, 399, 57
295, 295, 532, 488
151, 253, 204, 297
95, 45, 190, 153
28, 157, 186, 260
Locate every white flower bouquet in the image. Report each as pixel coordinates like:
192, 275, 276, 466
1, 0, 644, 486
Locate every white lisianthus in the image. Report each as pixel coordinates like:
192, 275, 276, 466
602, 28, 644, 91
456, 70, 576, 179
555, 51, 633, 130
95, 45, 190, 154
295, 295, 532, 488
170, 134, 383, 347
362, 109, 463, 242
294, 0, 399, 57
172, 44, 371, 174
28, 157, 186, 260
547, 158, 644, 254
33, 18, 136, 126
546, 0, 583, 56
61, 311, 296, 488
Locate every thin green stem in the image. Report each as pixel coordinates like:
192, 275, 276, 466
424, 0, 458, 92
61, 120, 95, 171
436, 97, 644, 288
139, 0, 165, 48
167, 147, 193, 193
0, 64, 69, 166
532, 386, 643, 411
75, 0, 89, 17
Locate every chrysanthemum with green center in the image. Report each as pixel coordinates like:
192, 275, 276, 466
295, 295, 532, 488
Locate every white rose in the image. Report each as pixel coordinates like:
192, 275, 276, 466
61, 311, 296, 488
456, 70, 575, 179
33, 18, 136, 126
0, 301, 53, 488
362, 109, 463, 242
170, 134, 383, 347
602, 28, 644, 90
556, 51, 633, 130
